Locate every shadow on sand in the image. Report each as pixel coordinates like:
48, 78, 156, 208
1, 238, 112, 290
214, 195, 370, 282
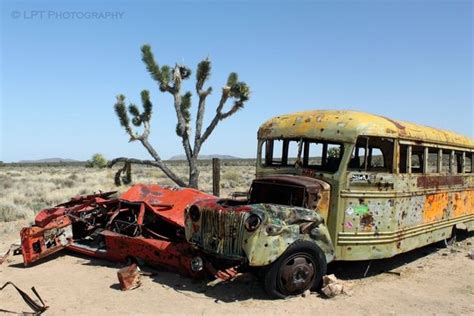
7, 231, 472, 302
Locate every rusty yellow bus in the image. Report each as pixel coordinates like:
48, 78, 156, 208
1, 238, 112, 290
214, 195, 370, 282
257, 110, 474, 261
186, 110, 473, 298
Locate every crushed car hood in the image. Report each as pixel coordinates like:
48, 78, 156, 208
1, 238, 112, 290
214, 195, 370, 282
119, 184, 215, 227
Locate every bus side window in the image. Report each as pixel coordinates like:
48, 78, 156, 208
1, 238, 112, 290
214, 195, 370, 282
411, 146, 424, 173
399, 145, 408, 173
454, 152, 463, 174
350, 137, 393, 172
349, 138, 367, 170
367, 137, 393, 172
426, 148, 439, 173
441, 151, 451, 173
465, 153, 473, 173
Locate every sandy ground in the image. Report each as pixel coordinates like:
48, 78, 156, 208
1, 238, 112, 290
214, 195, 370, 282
1, 221, 473, 316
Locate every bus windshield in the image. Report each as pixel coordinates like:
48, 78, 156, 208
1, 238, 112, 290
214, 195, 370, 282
260, 138, 344, 173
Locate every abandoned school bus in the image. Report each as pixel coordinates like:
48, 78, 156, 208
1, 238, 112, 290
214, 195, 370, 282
185, 110, 474, 298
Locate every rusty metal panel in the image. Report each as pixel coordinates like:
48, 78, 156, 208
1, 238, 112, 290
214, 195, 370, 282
19, 185, 224, 279
337, 171, 474, 260
186, 200, 335, 267
120, 184, 214, 227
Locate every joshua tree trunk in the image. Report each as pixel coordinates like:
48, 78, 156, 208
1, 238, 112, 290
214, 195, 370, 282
188, 157, 199, 188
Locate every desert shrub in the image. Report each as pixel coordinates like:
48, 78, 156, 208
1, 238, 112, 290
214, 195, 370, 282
3, 181, 13, 189
63, 179, 75, 188
0, 202, 33, 222
223, 169, 241, 182
68, 173, 79, 181
86, 153, 108, 168
30, 202, 49, 213
52, 178, 75, 188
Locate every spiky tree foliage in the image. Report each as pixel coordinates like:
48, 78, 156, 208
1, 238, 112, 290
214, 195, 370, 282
109, 45, 250, 188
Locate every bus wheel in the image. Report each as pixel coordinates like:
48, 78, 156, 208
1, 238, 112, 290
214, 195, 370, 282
263, 241, 326, 299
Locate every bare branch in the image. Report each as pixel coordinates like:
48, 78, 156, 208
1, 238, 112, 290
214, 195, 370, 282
170, 65, 194, 162
198, 88, 230, 150
108, 157, 186, 187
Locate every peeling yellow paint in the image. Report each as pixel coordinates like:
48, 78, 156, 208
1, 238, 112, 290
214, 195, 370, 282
423, 193, 449, 223
258, 110, 474, 147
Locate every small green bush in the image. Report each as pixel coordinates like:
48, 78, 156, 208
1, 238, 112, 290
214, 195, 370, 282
86, 153, 108, 168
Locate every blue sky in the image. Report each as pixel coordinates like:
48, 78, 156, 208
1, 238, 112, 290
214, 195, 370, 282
1, 0, 472, 162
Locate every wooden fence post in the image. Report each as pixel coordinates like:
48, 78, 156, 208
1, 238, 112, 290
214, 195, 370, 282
212, 158, 220, 197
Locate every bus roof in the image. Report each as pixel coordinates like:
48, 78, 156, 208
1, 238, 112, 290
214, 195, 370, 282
258, 110, 474, 148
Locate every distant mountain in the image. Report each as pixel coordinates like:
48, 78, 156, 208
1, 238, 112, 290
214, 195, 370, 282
18, 158, 80, 163
168, 154, 241, 161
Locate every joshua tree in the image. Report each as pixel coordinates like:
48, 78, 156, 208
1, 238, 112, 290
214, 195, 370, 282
109, 45, 250, 188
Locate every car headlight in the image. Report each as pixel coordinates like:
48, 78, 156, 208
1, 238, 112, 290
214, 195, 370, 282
191, 256, 203, 272
244, 213, 262, 232
189, 205, 200, 222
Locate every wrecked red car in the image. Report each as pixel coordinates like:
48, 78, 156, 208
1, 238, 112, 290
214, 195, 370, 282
20, 184, 219, 278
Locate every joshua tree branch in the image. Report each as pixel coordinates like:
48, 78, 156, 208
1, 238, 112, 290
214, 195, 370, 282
171, 88, 194, 161
108, 157, 186, 187
194, 89, 212, 154
198, 89, 230, 150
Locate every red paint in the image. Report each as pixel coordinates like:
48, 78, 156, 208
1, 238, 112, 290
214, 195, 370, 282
20, 184, 219, 278
120, 184, 215, 226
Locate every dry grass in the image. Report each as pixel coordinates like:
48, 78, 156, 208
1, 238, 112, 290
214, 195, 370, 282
0, 161, 255, 223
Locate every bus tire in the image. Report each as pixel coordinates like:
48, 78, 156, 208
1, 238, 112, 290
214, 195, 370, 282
263, 240, 327, 299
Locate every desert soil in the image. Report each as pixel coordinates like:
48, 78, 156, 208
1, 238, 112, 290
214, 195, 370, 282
1, 221, 473, 315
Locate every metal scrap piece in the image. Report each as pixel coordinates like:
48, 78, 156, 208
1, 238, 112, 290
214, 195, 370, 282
117, 264, 141, 291
0, 282, 48, 315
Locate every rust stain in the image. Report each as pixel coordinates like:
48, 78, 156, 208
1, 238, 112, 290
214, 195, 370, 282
452, 191, 473, 218
317, 191, 331, 223
417, 175, 463, 189
381, 116, 407, 136
360, 213, 374, 231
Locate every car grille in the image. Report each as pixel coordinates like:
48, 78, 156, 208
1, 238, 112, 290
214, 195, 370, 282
199, 208, 247, 258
